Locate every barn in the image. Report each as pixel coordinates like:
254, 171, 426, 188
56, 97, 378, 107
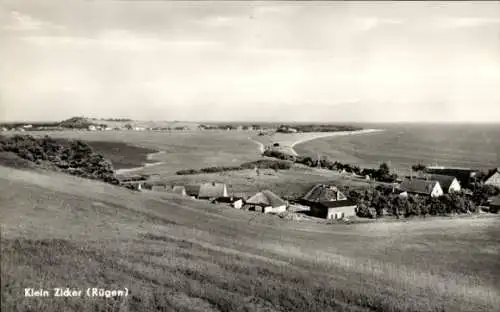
185, 184, 201, 199
245, 190, 287, 214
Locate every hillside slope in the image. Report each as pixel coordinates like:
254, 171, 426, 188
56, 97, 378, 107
1, 166, 499, 312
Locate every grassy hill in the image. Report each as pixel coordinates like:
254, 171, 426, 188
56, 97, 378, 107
1, 165, 500, 312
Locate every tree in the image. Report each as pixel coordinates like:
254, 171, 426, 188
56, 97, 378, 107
124, 123, 133, 130
379, 162, 390, 176
411, 164, 427, 172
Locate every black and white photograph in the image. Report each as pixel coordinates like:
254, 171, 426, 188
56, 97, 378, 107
1, 1, 499, 311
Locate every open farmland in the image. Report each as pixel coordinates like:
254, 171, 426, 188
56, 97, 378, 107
1, 165, 499, 312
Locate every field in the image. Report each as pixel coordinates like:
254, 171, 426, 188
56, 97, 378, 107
14, 130, 263, 174
1, 165, 499, 312
295, 123, 500, 173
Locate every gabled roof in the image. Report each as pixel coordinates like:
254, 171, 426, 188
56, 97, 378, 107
417, 174, 458, 191
424, 168, 476, 186
231, 192, 249, 200
400, 179, 440, 195
246, 190, 286, 207
302, 184, 347, 202
185, 184, 201, 196
485, 169, 500, 181
198, 182, 227, 198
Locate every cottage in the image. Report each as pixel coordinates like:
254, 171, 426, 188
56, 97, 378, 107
245, 190, 287, 213
198, 182, 228, 200
300, 184, 355, 220
171, 185, 188, 196
417, 174, 461, 193
399, 179, 443, 197
88, 125, 97, 131
229, 193, 248, 209
484, 168, 500, 189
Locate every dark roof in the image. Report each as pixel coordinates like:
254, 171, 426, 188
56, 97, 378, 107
198, 182, 228, 198
416, 174, 458, 192
231, 192, 248, 200
424, 168, 476, 186
302, 184, 347, 202
246, 190, 286, 207
185, 184, 201, 196
399, 179, 441, 195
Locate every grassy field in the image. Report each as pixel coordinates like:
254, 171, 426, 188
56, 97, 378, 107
10, 130, 263, 174
1, 165, 499, 312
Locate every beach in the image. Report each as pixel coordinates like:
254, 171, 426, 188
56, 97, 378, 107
257, 129, 384, 156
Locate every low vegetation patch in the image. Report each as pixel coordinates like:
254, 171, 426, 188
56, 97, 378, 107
176, 159, 293, 175
0, 134, 119, 185
277, 124, 363, 133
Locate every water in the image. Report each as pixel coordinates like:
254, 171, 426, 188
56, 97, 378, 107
294, 123, 500, 174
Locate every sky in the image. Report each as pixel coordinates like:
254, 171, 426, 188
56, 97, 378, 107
1, 1, 500, 122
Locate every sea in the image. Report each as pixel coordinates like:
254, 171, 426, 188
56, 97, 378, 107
294, 123, 500, 175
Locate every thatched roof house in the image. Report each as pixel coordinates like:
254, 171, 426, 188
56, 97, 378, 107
198, 182, 229, 199
399, 179, 443, 197
485, 168, 500, 189
424, 167, 478, 188
300, 184, 356, 220
301, 184, 348, 203
245, 190, 287, 213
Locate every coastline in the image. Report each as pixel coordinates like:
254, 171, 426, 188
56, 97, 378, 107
115, 150, 166, 175
291, 129, 384, 152
272, 129, 384, 156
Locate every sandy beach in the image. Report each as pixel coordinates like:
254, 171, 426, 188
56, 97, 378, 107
259, 129, 384, 156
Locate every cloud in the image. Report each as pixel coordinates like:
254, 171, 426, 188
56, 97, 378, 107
355, 17, 403, 31
21, 30, 222, 51
432, 17, 500, 29
3, 11, 63, 32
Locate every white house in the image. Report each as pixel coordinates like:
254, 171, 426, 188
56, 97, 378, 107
88, 125, 97, 131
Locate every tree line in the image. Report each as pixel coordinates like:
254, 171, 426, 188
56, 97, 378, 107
0, 134, 119, 185
263, 149, 397, 182
176, 159, 293, 175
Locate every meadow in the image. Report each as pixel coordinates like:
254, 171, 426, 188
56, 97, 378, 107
295, 123, 500, 174
18, 130, 263, 174
1, 165, 499, 312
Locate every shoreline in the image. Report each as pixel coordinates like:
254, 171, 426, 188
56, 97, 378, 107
277, 129, 384, 156
115, 150, 165, 175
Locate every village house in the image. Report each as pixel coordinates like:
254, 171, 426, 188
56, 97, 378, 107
424, 167, 478, 189
88, 125, 97, 131
399, 179, 443, 197
484, 168, 500, 189
198, 182, 228, 200
416, 174, 461, 193
300, 184, 356, 220
245, 190, 287, 214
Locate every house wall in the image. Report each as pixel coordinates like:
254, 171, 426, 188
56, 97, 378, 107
326, 205, 357, 220
232, 199, 243, 209
449, 179, 461, 193
263, 205, 287, 214
431, 185, 444, 197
